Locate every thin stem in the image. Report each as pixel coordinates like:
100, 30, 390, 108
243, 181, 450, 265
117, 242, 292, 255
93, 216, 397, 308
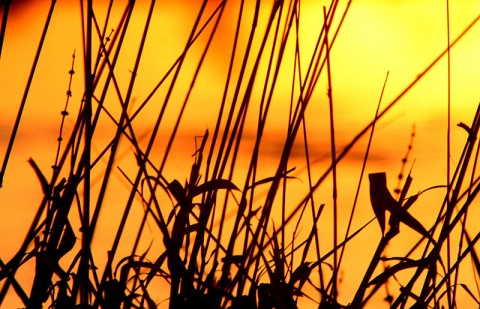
446, 0, 453, 306
323, 5, 338, 301
79, 0, 93, 305
0, 0, 57, 188
0, 0, 10, 59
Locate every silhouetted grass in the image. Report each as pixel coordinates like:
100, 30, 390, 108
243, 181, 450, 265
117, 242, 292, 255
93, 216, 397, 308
1, 1, 480, 308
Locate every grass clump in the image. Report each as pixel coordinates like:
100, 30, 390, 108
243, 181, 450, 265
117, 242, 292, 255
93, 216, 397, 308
1, 0, 480, 308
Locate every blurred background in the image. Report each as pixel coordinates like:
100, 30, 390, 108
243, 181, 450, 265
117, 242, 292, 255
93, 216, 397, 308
1, 0, 480, 307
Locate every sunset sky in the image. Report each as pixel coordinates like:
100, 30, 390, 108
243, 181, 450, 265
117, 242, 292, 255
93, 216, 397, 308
1, 0, 480, 308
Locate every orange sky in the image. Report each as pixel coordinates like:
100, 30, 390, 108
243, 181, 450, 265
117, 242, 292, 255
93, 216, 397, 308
1, 0, 480, 308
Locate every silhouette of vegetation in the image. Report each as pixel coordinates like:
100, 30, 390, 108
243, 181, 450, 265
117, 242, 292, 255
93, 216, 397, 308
1, 1, 480, 308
